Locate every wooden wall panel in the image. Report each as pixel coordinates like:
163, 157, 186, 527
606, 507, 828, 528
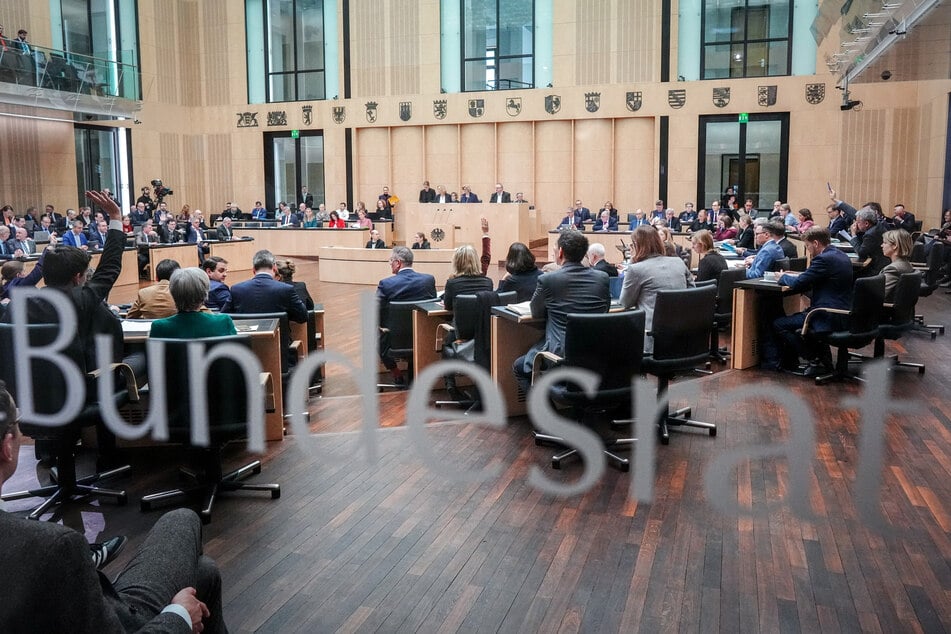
425, 125, 460, 194
535, 121, 574, 227
0, 107, 74, 211
201, 0, 230, 106
389, 0, 420, 96
350, 0, 386, 98
182, 135, 207, 214
497, 122, 535, 200
159, 133, 184, 208
614, 118, 655, 213
206, 134, 234, 210
153, 0, 181, 105
840, 109, 888, 207
178, 1, 201, 107
573, 119, 614, 210
355, 127, 392, 204
459, 123, 496, 193
387, 126, 424, 204
576, 0, 611, 86
889, 107, 921, 209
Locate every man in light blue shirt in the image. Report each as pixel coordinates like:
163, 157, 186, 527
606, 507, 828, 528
744, 221, 786, 279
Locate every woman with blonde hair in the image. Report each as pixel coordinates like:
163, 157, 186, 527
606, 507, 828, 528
691, 229, 728, 283
881, 229, 914, 301
275, 258, 315, 309
442, 244, 492, 311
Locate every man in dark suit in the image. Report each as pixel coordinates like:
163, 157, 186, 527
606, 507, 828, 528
513, 230, 611, 393
87, 220, 110, 250
592, 210, 618, 232
489, 183, 511, 203
159, 218, 185, 243
433, 186, 452, 204
770, 227, 854, 374
376, 246, 437, 386
826, 204, 850, 237
418, 180, 436, 203
777, 234, 799, 259
365, 229, 386, 249
571, 199, 591, 224
300, 185, 314, 209
228, 249, 308, 369
587, 242, 618, 277
890, 204, 916, 233
459, 185, 480, 203
847, 207, 889, 276
0, 387, 225, 633
216, 216, 234, 241
202, 256, 232, 312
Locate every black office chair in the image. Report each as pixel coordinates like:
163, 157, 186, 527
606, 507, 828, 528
641, 285, 719, 445
912, 245, 945, 337
378, 300, 424, 390
0, 323, 137, 520
868, 271, 925, 374
531, 310, 646, 471
801, 275, 886, 385
769, 257, 790, 272
140, 336, 280, 524
787, 257, 808, 272
711, 267, 747, 364
435, 291, 515, 411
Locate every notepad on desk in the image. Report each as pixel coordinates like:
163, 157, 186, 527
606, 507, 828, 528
235, 324, 260, 332
507, 301, 533, 316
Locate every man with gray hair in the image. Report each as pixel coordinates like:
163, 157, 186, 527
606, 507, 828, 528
228, 249, 307, 369
376, 246, 437, 387
586, 242, 618, 277
846, 207, 889, 276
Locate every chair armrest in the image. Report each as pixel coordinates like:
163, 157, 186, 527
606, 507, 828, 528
260, 372, 275, 413
530, 351, 563, 386
88, 362, 140, 403
800, 307, 850, 335
290, 340, 304, 364
435, 322, 454, 351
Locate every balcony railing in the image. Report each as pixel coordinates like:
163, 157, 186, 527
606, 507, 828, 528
0, 42, 139, 102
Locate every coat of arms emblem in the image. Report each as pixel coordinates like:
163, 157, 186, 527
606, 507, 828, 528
668, 89, 686, 109
545, 95, 561, 115
399, 102, 412, 121
365, 102, 378, 123
626, 91, 642, 112
468, 99, 485, 118
332, 106, 345, 124
805, 83, 826, 105
585, 92, 600, 113
505, 97, 522, 117
712, 87, 730, 108
758, 86, 778, 107
433, 99, 447, 119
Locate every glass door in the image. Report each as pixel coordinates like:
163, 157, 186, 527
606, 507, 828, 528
699, 113, 788, 214
264, 131, 325, 211
75, 125, 124, 205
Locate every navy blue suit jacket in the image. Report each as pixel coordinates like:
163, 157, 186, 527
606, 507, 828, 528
779, 246, 853, 332
593, 218, 619, 232
376, 268, 437, 324
230, 273, 307, 323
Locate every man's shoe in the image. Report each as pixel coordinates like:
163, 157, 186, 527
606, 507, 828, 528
90, 536, 127, 570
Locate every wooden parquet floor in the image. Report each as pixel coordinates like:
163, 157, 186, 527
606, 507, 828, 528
5, 255, 951, 633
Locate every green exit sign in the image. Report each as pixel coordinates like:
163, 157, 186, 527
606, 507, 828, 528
291, 129, 300, 139
738, 113, 749, 124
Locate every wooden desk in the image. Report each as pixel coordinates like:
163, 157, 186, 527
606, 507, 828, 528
318, 246, 455, 286
21, 248, 139, 301
490, 306, 544, 417
731, 279, 804, 369
412, 301, 451, 375
147, 243, 201, 280
121, 317, 286, 441
209, 238, 256, 284
401, 202, 535, 250
233, 227, 370, 256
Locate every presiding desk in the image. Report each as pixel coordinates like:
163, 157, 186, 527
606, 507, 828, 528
122, 317, 286, 441
318, 246, 455, 286
400, 202, 536, 252
731, 278, 805, 369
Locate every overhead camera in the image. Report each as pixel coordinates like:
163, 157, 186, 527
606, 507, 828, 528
150, 178, 174, 202
881, 70, 892, 80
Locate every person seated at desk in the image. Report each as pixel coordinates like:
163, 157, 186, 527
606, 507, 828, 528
514, 192, 529, 205
159, 217, 185, 243
744, 221, 786, 279
137, 219, 161, 278
498, 242, 542, 301
490, 183, 511, 203
889, 204, 916, 233
355, 208, 373, 229
121, 214, 134, 235
713, 214, 737, 242
433, 186, 452, 204
275, 258, 314, 310
556, 206, 583, 231
779, 203, 799, 229
586, 242, 618, 277
202, 256, 232, 312
186, 215, 211, 263
251, 200, 268, 220
444, 244, 493, 311
657, 226, 683, 259
678, 202, 698, 226
411, 232, 431, 249
513, 230, 610, 394
688, 209, 714, 233
0, 250, 45, 303
795, 208, 815, 233
86, 220, 109, 251
770, 227, 854, 374
691, 230, 728, 283
215, 216, 235, 241
366, 229, 386, 250
326, 210, 345, 228
377, 246, 437, 387
881, 229, 915, 301
127, 258, 180, 319
663, 208, 681, 231
62, 219, 89, 249
459, 185, 480, 203
628, 208, 651, 230
371, 199, 391, 221
0, 387, 228, 634
845, 207, 889, 276
728, 214, 755, 252
593, 210, 618, 232
419, 180, 436, 203
300, 207, 319, 228
620, 226, 694, 352
314, 203, 330, 223
7, 226, 36, 256
149, 267, 236, 339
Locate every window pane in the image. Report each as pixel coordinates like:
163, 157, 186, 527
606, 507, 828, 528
702, 0, 789, 79
297, 71, 325, 101
498, 0, 532, 56
267, 0, 294, 73
703, 44, 731, 79
744, 42, 768, 76
463, 0, 495, 58
498, 56, 532, 88
296, 0, 324, 71
463, 59, 490, 91
745, 120, 783, 205
269, 73, 295, 101
704, 1, 737, 44
767, 41, 788, 75
272, 137, 297, 205
703, 121, 741, 207
462, 0, 533, 91
301, 135, 325, 204
751, 0, 790, 38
